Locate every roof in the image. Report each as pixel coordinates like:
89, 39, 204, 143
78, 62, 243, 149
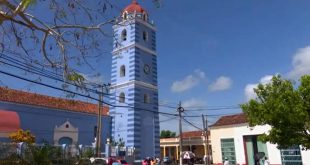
0, 87, 108, 115
123, 0, 146, 14
0, 110, 20, 132
179, 131, 208, 138
211, 113, 247, 127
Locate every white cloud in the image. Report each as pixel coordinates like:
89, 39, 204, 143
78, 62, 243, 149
171, 69, 206, 93
244, 75, 273, 101
245, 84, 259, 101
208, 76, 232, 92
182, 98, 206, 108
80, 73, 104, 84
287, 46, 310, 79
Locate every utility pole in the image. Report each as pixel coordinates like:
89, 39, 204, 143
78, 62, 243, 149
96, 85, 104, 157
177, 102, 184, 165
95, 84, 110, 157
202, 115, 210, 165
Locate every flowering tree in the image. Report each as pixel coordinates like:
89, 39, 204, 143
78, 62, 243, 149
9, 129, 35, 144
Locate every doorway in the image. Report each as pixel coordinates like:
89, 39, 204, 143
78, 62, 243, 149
243, 135, 268, 165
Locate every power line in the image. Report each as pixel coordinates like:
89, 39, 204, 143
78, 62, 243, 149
0, 53, 105, 94
182, 113, 241, 118
0, 53, 241, 118
0, 52, 178, 110
0, 52, 243, 114
0, 69, 180, 117
159, 116, 178, 123
183, 117, 203, 131
185, 106, 241, 111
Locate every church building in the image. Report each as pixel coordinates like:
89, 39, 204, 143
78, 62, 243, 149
0, 87, 110, 148
110, 0, 160, 158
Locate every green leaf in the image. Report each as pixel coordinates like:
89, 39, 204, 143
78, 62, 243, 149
67, 72, 85, 82
241, 74, 310, 149
21, 0, 37, 8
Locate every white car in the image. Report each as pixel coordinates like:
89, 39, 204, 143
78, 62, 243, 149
90, 157, 108, 165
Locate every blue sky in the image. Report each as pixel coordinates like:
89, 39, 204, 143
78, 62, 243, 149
1, 0, 310, 133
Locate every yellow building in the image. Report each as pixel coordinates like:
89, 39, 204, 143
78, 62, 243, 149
160, 131, 211, 160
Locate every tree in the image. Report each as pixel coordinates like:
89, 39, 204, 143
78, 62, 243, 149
1, 0, 118, 80
160, 130, 176, 138
0, 0, 161, 86
9, 129, 35, 144
241, 75, 310, 150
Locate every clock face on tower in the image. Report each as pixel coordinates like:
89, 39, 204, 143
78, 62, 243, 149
143, 64, 150, 74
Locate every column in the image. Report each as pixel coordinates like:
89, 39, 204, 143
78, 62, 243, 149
204, 143, 207, 156
163, 146, 166, 157
176, 145, 179, 160
168, 147, 171, 157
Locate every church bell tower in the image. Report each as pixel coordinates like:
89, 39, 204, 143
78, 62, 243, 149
110, 0, 159, 158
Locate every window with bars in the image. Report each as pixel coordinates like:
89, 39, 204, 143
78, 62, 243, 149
281, 146, 302, 165
221, 138, 236, 165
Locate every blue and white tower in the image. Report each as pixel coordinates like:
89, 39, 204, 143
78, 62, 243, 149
110, 0, 159, 158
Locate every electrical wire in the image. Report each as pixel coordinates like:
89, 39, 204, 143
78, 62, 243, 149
0, 52, 242, 114
182, 117, 203, 131
0, 69, 180, 117
0, 52, 177, 109
159, 116, 178, 123
0, 52, 242, 118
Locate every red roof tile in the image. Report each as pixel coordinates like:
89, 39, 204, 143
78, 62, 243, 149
0, 87, 108, 115
179, 131, 207, 138
211, 113, 247, 127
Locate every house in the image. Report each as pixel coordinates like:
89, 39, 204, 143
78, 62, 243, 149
160, 130, 211, 160
210, 113, 310, 165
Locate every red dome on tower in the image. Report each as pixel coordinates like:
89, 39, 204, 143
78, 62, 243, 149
123, 0, 147, 14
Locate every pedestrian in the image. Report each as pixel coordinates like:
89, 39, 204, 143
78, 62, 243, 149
264, 157, 270, 165
203, 155, 207, 165
156, 157, 161, 165
147, 157, 151, 165
108, 157, 113, 165
254, 153, 260, 165
142, 159, 148, 165
151, 158, 156, 165
224, 157, 230, 165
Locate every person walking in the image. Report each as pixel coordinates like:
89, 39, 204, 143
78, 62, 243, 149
151, 158, 156, 165
264, 157, 270, 165
142, 159, 148, 165
224, 157, 230, 165
203, 155, 207, 165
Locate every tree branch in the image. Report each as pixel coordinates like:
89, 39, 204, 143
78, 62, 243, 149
42, 32, 55, 67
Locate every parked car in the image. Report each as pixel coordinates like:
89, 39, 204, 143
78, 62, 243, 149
90, 157, 108, 165
162, 157, 172, 165
75, 158, 92, 165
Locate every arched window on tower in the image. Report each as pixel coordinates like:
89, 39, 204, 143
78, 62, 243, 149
119, 92, 125, 103
143, 31, 148, 41
123, 12, 128, 20
143, 13, 148, 21
120, 65, 125, 77
143, 94, 149, 103
121, 29, 127, 41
